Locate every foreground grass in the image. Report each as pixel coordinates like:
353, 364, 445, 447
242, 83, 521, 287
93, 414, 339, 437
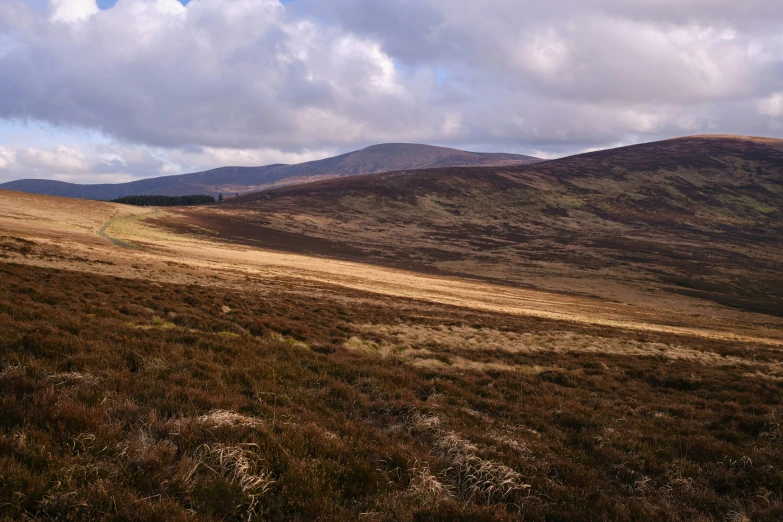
1, 262, 782, 521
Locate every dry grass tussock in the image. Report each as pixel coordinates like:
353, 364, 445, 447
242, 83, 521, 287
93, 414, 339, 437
116, 428, 274, 521
343, 335, 397, 356
188, 443, 274, 520
410, 413, 530, 505
114, 424, 274, 520
190, 410, 266, 430
406, 459, 454, 504
47, 371, 101, 386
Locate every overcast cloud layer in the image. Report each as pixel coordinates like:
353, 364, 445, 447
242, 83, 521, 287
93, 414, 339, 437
2, 0, 783, 183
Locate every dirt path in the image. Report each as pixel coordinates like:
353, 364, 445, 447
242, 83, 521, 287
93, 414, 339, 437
98, 208, 159, 248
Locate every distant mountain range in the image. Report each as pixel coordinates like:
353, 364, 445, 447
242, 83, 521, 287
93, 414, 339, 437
0, 143, 540, 200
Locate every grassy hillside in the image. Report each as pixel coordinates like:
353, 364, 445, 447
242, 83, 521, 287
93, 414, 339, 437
171, 136, 783, 315
1, 261, 782, 521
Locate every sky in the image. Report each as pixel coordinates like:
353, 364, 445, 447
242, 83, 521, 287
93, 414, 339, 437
1, 0, 783, 184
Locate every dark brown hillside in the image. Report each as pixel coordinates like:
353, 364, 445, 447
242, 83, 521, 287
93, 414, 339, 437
168, 136, 783, 315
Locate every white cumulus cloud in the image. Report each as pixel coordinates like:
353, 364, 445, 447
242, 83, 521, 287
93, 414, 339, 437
50, 0, 98, 23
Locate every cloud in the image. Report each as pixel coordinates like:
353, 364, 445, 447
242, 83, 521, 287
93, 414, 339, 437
1, 0, 783, 184
0, 0, 421, 151
167, 145, 335, 170
50, 0, 99, 23
757, 92, 783, 117
0, 141, 337, 183
0, 142, 166, 183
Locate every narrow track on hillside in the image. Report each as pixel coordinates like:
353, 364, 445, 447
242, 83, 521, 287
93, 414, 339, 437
98, 208, 159, 248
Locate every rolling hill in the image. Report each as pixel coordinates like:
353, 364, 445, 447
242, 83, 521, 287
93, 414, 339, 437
0, 143, 539, 200
167, 135, 783, 316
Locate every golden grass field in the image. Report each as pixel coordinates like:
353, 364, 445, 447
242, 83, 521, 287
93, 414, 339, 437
1, 190, 780, 347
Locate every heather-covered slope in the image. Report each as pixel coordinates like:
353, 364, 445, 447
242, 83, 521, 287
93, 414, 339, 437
169, 135, 783, 315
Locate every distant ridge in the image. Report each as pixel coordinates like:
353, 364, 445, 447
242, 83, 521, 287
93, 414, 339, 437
0, 143, 540, 200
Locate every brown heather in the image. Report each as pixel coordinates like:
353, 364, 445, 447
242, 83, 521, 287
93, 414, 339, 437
1, 261, 782, 521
